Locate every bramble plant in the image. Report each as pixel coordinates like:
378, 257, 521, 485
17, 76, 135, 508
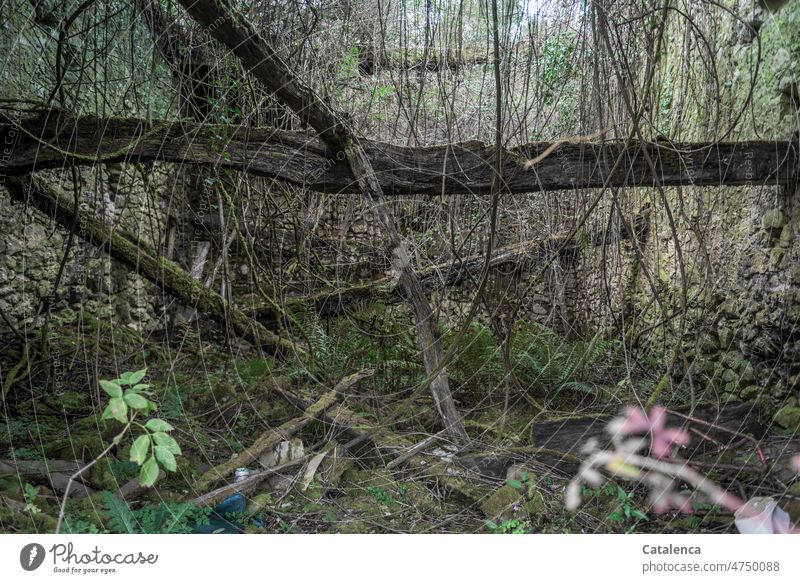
99, 368, 183, 487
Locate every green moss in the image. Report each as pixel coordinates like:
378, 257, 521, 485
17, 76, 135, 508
480, 485, 523, 520
773, 405, 800, 433
740, 385, 761, 400
762, 209, 787, 230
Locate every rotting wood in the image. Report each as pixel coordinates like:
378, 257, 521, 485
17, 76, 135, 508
0, 459, 86, 475
1, 495, 58, 531
194, 370, 374, 492
3, 113, 797, 195
3, 175, 293, 354
193, 456, 310, 508
0, 459, 95, 499
386, 430, 446, 470
268, 380, 492, 503
117, 470, 165, 500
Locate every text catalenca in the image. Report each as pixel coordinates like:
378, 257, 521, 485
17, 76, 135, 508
642, 545, 701, 555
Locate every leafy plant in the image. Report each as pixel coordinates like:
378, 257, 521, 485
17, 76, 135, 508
580, 481, 648, 528
484, 518, 533, 534
367, 486, 396, 506
337, 46, 361, 84
605, 485, 649, 525
23, 483, 41, 515
447, 321, 618, 402
506, 471, 531, 491
161, 385, 186, 420
283, 306, 421, 391
61, 518, 104, 534
98, 368, 183, 487
538, 34, 578, 106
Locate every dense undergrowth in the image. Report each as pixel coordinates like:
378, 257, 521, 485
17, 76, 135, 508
0, 307, 733, 534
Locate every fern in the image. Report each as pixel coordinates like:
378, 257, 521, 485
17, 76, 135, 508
62, 518, 104, 534
161, 385, 185, 420
446, 321, 504, 392
507, 323, 619, 402
102, 491, 137, 534
283, 303, 421, 391
102, 491, 210, 534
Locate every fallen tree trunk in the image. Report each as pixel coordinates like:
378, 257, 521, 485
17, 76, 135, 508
0, 459, 95, 499
177, 0, 469, 442
356, 46, 490, 74
194, 369, 373, 491
4, 176, 292, 353
269, 381, 499, 504
0, 459, 86, 475
3, 113, 796, 195
251, 237, 580, 324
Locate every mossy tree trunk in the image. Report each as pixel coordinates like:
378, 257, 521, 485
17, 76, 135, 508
4, 175, 293, 354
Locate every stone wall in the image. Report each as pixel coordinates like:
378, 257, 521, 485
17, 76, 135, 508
565, 0, 800, 427
0, 164, 167, 333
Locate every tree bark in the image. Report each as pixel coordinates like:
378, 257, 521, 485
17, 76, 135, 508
3, 113, 797, 195
175, 0, 470, 441
4, 175, 293, 354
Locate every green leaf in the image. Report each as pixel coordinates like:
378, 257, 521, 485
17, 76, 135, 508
484, 520, 499, 530
506, 479, 523, 490
154, 446, 177, 472
106, 397, 128, 424
129, 383, 150, 393
145, 419, 174, 432
139, 456, 159, 487
99, 380, 122, 398
119, 369, 147, 386
631, 509, 649, 521
152, 432, 182, 455
129, 434, 151, 465
607, 511, 624, 523
123, 392, 149, 411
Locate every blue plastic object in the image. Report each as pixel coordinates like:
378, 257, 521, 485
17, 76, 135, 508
193, 492, 264, 534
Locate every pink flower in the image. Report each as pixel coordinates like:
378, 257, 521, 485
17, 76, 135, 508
610, 406, 690, 459
792, 455, 800, 475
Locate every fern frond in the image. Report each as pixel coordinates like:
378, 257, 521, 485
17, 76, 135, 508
102, 491, 137, 534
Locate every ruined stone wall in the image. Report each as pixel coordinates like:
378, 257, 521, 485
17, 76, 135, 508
569, 0, 800, 428
573, 183, 798, 410
0, 164, 168, 333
